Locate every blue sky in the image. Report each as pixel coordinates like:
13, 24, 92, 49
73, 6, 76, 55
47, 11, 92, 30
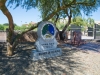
0, 6, 100, 26
0, 6, 41, 26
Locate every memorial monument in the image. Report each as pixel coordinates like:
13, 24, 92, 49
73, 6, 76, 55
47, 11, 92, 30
32, 21, 62, 61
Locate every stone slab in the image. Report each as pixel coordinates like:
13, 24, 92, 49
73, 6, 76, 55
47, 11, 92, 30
31, 48, 62, 61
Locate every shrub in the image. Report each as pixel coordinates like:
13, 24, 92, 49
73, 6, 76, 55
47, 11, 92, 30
0, 25, 4, 30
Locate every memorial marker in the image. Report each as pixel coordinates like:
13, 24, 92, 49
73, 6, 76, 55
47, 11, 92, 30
32, 21, 62, 61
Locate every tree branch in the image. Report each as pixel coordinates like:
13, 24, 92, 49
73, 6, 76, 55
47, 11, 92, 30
62, 9, 72, 33
43, 0, 96, 21
43, 0, 75, 21
12, 22, 39, 48
76, 0, 96, 6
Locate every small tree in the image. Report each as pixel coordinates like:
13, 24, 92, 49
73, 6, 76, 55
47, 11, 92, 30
87, 18, 95, 27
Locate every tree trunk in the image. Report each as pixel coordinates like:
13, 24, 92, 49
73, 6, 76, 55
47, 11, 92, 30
7, 42, 13, 56
58, 16, 71, 41
1, 3, 14, 56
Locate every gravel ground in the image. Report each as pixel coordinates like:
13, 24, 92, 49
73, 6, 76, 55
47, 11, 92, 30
0, 41, 100, 75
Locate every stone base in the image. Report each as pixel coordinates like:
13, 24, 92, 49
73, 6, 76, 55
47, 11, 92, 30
31, 48, 62, 61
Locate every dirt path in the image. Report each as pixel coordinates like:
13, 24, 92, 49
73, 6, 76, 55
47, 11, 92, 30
1, 41, 100, 75
73, 50, 100, 75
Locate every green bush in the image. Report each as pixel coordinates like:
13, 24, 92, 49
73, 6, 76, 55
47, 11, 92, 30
20, 25, 27, 31
4, 26, 9, 30
15, 26, 21, 30
0, 25, 4, 30
15, 25, 27, 31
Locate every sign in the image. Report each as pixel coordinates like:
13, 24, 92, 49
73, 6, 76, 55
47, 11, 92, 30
32, 21, 62, 61
35, 21, 57, 51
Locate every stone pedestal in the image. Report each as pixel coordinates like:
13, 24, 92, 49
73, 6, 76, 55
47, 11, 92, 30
32, 48, 62, 61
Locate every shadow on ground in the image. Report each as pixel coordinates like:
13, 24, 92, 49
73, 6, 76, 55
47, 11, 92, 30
78, 42, 100, 52
1, 42, 89, 75
63, 40, 100, 53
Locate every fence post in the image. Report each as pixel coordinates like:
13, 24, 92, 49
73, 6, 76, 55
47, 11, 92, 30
94, 24, 96, 39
